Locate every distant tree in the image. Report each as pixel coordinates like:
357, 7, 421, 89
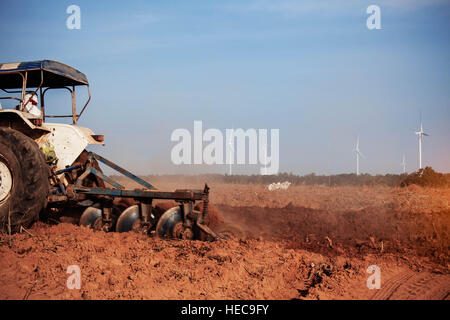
400, 167, 449, 188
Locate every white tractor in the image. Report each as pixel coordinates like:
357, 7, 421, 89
0, 60, 242, 240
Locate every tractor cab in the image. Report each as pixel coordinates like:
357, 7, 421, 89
0, 60, 104, 171
0, 59, 90, 125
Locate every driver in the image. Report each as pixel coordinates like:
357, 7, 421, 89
22, 93, 41, 117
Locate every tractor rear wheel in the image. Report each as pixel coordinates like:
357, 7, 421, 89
0, 128, 49, 233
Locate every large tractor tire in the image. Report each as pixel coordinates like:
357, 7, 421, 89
0, 128, 50, 233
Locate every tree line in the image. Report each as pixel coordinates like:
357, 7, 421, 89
135, 167, 449, 188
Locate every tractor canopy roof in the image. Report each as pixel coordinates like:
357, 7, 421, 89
0, 60, 88, 89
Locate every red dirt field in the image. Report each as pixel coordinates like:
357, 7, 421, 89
0, 182, 449, 300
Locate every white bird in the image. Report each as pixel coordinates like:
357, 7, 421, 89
355, 136, 365, 176
415, 122, 429, 169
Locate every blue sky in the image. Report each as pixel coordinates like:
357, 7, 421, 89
0, 0, 449, 175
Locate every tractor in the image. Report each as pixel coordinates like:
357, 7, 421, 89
0, 60, 242, 240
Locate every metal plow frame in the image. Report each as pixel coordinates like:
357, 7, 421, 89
47, 151, 219, 240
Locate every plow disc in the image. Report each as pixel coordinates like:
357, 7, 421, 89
79, 206, 102, 228
214, 222, 246, 240
155, 206, 184, 239
79, 204, 121, 232
115, 205, 141, 233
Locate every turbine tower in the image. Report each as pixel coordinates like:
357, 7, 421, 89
355, 136, 365, 176
415, 121, 428, 169
262, 142, 267, 175
227, 128, 234, 175
401, 155, 406, 174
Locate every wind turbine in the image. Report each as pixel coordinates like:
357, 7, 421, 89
227, 128, 234, 175
262, 142, 267, 175
415, 120, 429, 169
401, 155, 406, 174
355, 136, 365, 176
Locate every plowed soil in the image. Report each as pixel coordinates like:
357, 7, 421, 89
0, 182, 449, 300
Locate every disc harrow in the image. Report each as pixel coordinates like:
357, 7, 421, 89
48, 151, 230, 241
